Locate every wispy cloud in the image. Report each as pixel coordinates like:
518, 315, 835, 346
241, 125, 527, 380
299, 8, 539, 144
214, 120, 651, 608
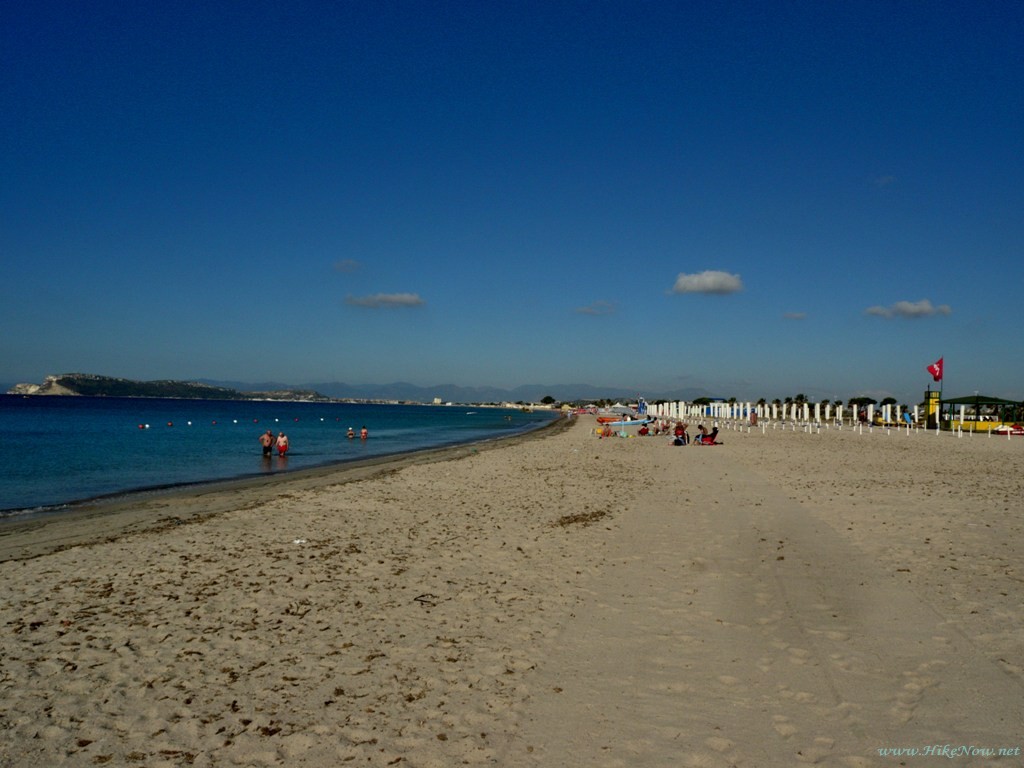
783, 311, 807, 320
873, 174, 897, 188
672, 270, 743, 295
865, 299, 952, 318
345, 292, 425, 308
575, 300, 617, 316
334, 259, 362, 273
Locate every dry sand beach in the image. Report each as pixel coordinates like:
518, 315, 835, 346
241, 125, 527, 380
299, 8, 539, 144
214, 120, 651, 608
1, 416, 1022, 767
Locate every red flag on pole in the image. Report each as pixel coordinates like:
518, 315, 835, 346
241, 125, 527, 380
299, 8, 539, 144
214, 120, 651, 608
927, 357, 943, 382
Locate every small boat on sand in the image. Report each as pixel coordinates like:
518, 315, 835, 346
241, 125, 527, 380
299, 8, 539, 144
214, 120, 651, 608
595, 403, 641, 423
600, 418, 653, 428
993, 423, 1024, 435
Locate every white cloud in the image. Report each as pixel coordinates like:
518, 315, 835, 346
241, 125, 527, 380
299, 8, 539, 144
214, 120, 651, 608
345, 292, 425, 308
333, 259, 362, 273
865, 299, 952, 319
575, 300, 617, 316
672, 270, 743, 295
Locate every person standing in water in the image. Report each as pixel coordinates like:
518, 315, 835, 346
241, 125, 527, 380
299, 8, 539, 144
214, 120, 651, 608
276, 432, 289, 456
346, 427, 355, 439
360, 426, 368, 439
259, 429, 274, 456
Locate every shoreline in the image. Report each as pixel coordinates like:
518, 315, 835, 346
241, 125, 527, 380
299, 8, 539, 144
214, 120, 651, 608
0, 395, 557, 516
0, 414, 571, 563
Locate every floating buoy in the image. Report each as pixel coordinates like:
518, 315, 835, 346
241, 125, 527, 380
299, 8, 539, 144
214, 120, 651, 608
233, 419, 238, 423
187, 421, 192, 426
212, 421, 217, 425
167, 422, 173, 427
138, 424, 146, 429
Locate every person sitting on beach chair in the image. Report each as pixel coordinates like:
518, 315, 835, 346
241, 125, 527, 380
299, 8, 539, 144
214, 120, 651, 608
694, 426, 719, 445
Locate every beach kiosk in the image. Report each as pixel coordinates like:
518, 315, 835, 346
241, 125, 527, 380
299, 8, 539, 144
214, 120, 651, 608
939, 394, 1022, 433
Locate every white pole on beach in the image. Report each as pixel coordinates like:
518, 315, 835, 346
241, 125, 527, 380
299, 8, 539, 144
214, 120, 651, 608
814, 403, 821, 423
868, 404, 875, 424
772, 403, 778, 421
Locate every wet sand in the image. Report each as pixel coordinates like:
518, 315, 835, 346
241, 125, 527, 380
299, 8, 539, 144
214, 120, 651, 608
1, 417, 1021, 766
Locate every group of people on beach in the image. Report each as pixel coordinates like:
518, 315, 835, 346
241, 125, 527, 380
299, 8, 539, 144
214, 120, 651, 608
259, 429, 290, 457
259, 425, 370, 456
598, 419, 719, 446
665, 422, 720, 445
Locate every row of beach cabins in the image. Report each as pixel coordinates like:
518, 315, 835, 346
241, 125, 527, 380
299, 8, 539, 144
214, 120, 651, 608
642, 399, 1022, 435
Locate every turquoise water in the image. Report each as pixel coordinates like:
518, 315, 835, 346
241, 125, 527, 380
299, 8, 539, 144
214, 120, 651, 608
0, 395, 556, 516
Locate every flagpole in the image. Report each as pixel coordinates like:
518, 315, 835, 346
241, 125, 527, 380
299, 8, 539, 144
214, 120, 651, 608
939, 355, 944, 430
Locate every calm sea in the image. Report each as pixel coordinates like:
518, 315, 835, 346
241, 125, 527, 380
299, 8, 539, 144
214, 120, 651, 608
0, 395, 557, 517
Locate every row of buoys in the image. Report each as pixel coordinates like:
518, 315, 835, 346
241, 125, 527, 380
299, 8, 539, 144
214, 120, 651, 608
139, 416, 348, 428
139, 418, 364, 430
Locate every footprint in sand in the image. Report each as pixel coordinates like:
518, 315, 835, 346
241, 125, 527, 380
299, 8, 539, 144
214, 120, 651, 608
794, 736, 835, 764
705, 735, 734, 752
787, 647, 813, 664
772, 715, 798, 737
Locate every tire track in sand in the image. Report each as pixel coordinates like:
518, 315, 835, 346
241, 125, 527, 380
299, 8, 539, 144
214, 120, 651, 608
500, 436, 1023, 767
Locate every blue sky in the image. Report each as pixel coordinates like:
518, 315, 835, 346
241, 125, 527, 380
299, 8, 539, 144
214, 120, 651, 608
3, 1, 1022, 404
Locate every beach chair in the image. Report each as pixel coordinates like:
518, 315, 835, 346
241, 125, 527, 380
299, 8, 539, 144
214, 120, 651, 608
695, 428, 720, 445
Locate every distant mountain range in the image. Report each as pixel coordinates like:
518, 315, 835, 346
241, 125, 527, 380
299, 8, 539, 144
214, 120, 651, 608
198, 379, 715, 404
5, 373, 715, 404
